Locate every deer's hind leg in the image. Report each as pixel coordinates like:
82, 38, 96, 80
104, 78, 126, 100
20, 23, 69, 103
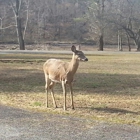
49, 82, 57, 108
45, 74, 51, 108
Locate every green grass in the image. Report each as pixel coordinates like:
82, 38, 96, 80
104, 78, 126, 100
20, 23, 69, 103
0, 53, 140, 125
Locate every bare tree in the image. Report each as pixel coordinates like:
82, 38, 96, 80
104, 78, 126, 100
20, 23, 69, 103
23, 0, 29, 40
86, 0, 106, 51
116, 0, 140, 51
0, 1, 16, 42
107, 0, 140, 51
123, 0, 140, 51
1, 0, 140, 49
9, 0, 30, 50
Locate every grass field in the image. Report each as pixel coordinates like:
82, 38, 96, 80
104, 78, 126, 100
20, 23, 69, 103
0, 52, 140, 125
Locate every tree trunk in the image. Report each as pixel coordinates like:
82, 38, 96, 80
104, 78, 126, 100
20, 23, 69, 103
126, 34, 131, 51
137, 30, 140, 51
118, 31, 123, 51
98, 0, 105, 51
137, 41, 140, 51
10, 0, 25, 50
16, 18, 25, 50
98, 34, 104, 51
134, 38, 140, 51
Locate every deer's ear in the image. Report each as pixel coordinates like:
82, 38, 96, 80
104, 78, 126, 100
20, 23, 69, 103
71, 45, 76, 52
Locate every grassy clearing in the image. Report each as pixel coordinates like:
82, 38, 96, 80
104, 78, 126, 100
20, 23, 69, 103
0, 53, 140, 125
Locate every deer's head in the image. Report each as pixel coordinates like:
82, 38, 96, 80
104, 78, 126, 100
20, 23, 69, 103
71, 45, 88, 61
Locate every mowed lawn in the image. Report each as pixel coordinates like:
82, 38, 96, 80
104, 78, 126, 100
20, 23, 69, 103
0, 52, 140, 125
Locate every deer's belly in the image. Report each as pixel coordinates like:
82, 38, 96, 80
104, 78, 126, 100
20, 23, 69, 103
49, 74, 68, 83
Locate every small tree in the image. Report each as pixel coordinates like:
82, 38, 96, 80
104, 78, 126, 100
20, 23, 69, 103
86, 0, 106, 51
10, 0, 29, 50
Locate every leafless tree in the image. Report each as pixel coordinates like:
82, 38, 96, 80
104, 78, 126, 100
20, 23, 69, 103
1, 0, 140, 50
86, 0, 106, 51
9, 0, 30, 50
107, 0, 140, 51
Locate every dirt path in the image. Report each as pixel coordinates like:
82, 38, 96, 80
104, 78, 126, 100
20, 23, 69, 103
0, 105, 140, 140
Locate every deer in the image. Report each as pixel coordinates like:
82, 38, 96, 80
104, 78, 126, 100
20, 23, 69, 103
43, 45, 88, 110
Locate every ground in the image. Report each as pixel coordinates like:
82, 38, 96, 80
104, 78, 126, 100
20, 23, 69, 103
0, 44, 140, 139
1, 105, 140, 140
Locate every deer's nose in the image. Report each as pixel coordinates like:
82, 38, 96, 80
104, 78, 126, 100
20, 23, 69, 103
85, 58, 88, 61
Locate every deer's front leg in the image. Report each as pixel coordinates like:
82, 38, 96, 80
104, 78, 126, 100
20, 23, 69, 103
62, 81, 67, 111
69, 83, 74, 110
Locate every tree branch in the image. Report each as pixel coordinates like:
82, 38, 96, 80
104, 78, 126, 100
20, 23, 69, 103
0, 25, 16, 30
23, 0, 29, 39
9, 0, 17, 16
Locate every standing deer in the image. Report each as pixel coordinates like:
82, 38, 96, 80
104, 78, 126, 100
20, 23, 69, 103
43, 45, 88, 110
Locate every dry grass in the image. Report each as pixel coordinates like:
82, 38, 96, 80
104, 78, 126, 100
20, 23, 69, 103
0, 53, 140, 125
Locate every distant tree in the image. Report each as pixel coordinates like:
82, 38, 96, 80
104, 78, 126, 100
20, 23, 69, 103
0, 0, 16, 42
9, 0, 29, 50
122, 0, 140, 51
86, 0, 106, 51
107, 0, 140, 51
1, 0, 140, 50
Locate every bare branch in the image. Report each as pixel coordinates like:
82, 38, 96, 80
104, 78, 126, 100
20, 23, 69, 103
23, 0, 29, 39
0, 25, 16, 30
9, 0, 17, 16
18, 0, 22, 11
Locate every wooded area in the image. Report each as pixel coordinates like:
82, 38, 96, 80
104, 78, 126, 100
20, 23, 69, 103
0, 0, 140, 51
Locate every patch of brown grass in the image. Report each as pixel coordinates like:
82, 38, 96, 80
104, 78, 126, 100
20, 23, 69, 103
0, 53, 140, 125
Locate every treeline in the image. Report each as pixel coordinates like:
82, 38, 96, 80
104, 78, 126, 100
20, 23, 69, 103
0, 0, 140, 50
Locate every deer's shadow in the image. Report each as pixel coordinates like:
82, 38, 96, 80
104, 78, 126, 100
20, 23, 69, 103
89, 106, 139, 115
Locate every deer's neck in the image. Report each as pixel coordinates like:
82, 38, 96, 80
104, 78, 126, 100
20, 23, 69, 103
68, 53, 79, 75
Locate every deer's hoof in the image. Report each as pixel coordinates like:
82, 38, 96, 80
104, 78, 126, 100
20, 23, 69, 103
63, 107, 67, 111
71, 107, 75, 110
54, 105, 58, 109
